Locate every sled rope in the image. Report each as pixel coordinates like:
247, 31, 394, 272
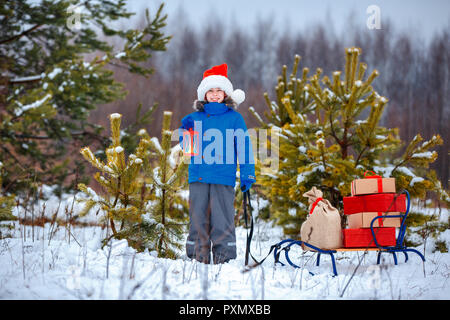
243, 190, 280, 269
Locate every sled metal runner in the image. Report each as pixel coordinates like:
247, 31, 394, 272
272, 190, 426, 276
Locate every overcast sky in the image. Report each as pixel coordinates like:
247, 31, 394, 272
128, 0, 449, 41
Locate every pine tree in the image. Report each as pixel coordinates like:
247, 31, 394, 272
78, 112, 188, 258
249, 55, 317, 234
0, 1, 171, 197
78, 113, 151, 243
0, 161, 16, 223
251, 48, 449, 241
138, 111, 189, 258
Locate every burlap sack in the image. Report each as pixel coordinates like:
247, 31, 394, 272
300, 187, 342, 250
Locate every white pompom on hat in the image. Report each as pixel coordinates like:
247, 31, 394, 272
197, 63, 245, 104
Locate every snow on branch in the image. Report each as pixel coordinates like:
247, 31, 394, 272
14, 93, 52, 116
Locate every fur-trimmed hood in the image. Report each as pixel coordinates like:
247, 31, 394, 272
192, 96, 238, 112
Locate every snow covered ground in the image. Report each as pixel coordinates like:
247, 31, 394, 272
0, 186, 448, 300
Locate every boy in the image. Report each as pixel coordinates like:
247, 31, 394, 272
179, 63, 256, 264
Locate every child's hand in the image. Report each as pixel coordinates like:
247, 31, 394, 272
240, 179, 254, 193
240, 184, 250, 193
182, 116, 194, 130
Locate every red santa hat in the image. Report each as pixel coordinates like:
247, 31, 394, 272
197, 63, 245, 104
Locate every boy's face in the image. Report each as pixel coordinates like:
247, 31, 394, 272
205, 88, 225, 103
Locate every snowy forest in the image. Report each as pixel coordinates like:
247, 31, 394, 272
0, 0, 449, 303
95, 5, 450, 188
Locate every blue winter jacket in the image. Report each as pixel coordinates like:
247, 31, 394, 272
179, 101, 256, 190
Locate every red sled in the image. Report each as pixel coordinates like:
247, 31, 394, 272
343, 193, 406, 215
343, 228, 396, 248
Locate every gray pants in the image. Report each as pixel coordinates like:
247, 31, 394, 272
186, 182, 237, 264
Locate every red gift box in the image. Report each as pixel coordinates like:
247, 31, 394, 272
343, 228, 396, 248
343, 193, 406, 215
